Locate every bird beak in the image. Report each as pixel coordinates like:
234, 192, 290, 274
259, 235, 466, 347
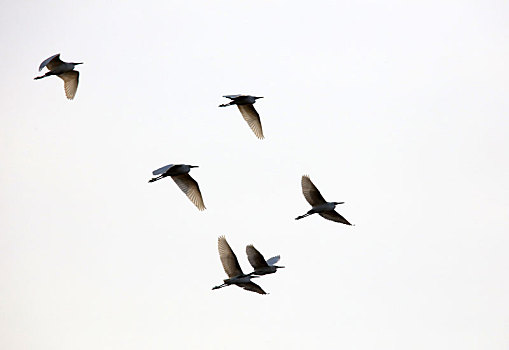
190, 165, 199, 168
75, 62, 84, 65
276, 266, 285, 269
256, 96, 264, 99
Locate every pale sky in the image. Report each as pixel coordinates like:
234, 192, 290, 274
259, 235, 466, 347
1, 1, 508, 349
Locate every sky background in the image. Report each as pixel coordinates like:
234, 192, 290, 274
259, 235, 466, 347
1, 0, 508, 349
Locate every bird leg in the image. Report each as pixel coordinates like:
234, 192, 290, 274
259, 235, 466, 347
295, 213, 311, 220
212, 283, 227, 290
34, 71, 57, 80
148, 175, 165, 183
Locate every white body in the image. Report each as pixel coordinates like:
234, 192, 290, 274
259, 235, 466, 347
224, 275, 254, 284
223, 95, 258, 105
152, 164, 192, 176
47, 62, 77, 75
309, 202, 337, 214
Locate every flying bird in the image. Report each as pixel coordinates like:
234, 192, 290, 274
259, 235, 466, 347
219, 95, 264, 139
34, 54, 82, 100
148, 164, 206, 211
212, 236, 267, 295
246, 244, 284, 276
295, 175, 352, 225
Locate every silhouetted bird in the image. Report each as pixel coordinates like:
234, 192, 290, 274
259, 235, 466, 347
219, 95, 264, 139
34, 54, 82, 100
148, 164, 206, 211
295, 175, 352, 225
246, 244, 284, 276
212, 236, 267, 295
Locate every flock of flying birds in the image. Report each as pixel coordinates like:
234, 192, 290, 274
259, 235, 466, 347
34, 54, 353, 295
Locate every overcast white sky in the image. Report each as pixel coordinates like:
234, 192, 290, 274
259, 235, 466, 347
1, 1, 508, 349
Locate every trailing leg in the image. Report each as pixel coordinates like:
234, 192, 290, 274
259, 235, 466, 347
295, 213, 311, 220
148, 175, 165, 183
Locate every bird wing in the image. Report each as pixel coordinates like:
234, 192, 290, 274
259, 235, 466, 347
223, 94, 242, 99
58, 71, 79, 100
39, 54, 62, 71
236, 282, 267, 295
266, 255, 280, 266
319, 210, 352, 225
301, 175, 327, 206
171, 174, 206, 211
152, 164, 174, 175
237, 104, 264, 139
218, 236, 243, 278
246, 245, 269, 269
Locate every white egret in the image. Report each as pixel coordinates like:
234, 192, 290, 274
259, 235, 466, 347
148, 164, 206, 211
219, 95, 264, 139
34, 54, 82, 100
212, 236, 267, 295
295, 175, 352, 225
246, 244, 284, 276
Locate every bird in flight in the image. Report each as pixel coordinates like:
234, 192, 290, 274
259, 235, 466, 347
148, 164, 206, 211
219, 95, 265, 139
212, 236, 267, 295
34, 54, 82, 100
246, 244, 284, 276
295, 175, 352, 225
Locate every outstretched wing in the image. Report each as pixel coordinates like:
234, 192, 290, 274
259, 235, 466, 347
39, 54, 62, 71
237, 104, 264, 139
246, 245, 268, 269
171, 173, 206, 211
301, 175, 327, 206
319, 210, 352, 225
223, 94, 242, 99
58, 71, 79, 100
152, 164, 174, 175
218, 236, 243, 278
266, 255, 280, 266
236, 282, 267, 295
